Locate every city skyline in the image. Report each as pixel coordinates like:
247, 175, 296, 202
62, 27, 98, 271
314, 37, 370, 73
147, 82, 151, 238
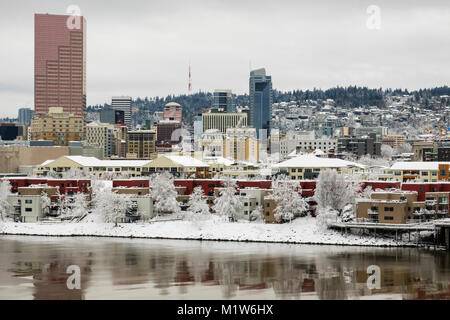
1, 0, 449, 117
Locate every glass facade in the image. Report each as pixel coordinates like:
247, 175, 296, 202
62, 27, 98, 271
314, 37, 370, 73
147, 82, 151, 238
249, 69, 272, 138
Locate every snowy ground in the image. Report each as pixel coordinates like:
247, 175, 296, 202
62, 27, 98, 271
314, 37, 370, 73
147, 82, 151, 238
0, 217, 414, 247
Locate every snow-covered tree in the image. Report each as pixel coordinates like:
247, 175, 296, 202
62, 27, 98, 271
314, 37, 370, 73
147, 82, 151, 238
58, 195, 71, 217
271, 176, 309, 222
359, 186, 373, 199
314, 170, 361, 215
250, 205, 264, 222
93, 188, 131, 226
70, 192, 90, 218
62, 168, 85, 179
316, 207, 339, 230
0, 180, 12, 221
41, 191, 51, 217
394, 142, 412, 155
341, 204, 355, 222
150, 172, 180, 215
213, 177, 242, 221
381, 144, 394, 160
187, 186, 210, 217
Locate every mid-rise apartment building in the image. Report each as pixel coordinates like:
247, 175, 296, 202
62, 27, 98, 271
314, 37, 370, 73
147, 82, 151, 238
30, 107, 85, 146
127, 130, 156, 159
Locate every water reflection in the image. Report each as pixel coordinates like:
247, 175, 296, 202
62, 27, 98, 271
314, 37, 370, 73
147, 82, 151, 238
0, 236, 449, 300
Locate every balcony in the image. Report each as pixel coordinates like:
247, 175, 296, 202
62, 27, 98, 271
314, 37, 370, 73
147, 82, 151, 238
425, 199, 437, 206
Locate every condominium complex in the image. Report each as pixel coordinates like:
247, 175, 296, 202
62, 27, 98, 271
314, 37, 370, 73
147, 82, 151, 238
382, 134, 406, 148
34, 14, 86, 116
201, 129, 224, 158
127, 130, 156, 159
86, 122, 128, 159
202, 111, 247, 133
279, 131, 337, 157
30, 107, 85, 146
111, 96, 132, 129
356, 190, 450, 224
223, 128, 259, 163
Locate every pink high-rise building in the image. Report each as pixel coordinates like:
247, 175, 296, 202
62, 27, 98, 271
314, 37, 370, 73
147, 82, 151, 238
163, 102, 182, 123
34, 13, 86, 116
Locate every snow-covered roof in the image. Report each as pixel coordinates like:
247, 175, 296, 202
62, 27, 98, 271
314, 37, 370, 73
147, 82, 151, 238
56, 156, 152, 167
164, 155, 208, 167
203, 157, 235, 166
389, 162, 450, 171
274, 154, 365, 169
312, 149, 325, 156
40, 159, 54, 167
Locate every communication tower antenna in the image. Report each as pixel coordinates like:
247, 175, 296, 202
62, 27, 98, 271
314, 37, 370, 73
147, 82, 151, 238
188, 61, 192, 95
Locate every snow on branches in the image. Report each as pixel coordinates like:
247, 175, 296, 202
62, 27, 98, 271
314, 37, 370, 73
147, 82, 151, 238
314, 170, 361, 220
213, 177, 242, 221
0, 180, 12, 222
270, 175, 309, 222
150, 172, 180, 215
187, 186, 210, 219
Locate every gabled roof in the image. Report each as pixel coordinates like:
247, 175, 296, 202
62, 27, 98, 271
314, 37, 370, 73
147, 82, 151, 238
165, 155, 208, 167
274, 154, 365, 169
43, 156, 152, 168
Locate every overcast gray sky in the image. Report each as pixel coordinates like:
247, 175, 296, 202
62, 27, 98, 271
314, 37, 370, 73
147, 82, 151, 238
1, 0, 449, 117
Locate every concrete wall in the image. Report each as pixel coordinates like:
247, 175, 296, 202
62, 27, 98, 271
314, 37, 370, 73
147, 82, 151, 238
0, 146, 69, 173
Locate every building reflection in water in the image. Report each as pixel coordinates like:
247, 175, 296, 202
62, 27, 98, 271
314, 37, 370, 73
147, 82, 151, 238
1, 237, 449, 300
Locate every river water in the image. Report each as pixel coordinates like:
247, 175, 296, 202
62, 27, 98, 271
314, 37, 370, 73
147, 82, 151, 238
0, 236, 449, 300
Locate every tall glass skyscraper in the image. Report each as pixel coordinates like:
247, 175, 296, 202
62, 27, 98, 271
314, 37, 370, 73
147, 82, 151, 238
249, 68, 272, 138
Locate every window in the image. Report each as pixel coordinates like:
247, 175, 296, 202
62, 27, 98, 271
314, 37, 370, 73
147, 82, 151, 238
370, 206, 378, 212
266, 203, 270, 207
265, 212, 270, 216
440, 170, 447, 176
25, 208, 32, 212
432, 171, 437, 176
421, 171, 428, 176
25, 200, 32, 204
384, 216, 394, 220
384, 207, 394, 212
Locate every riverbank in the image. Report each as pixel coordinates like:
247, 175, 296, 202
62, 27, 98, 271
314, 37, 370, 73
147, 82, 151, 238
0, 217, 418, 247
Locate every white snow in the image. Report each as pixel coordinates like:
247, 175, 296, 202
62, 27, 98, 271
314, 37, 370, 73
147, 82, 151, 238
0, 217, 410, 247
164, 155, 209, 167
390, 161, 450, 171
43, 156, 152, 168
274, 154, 365, 169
